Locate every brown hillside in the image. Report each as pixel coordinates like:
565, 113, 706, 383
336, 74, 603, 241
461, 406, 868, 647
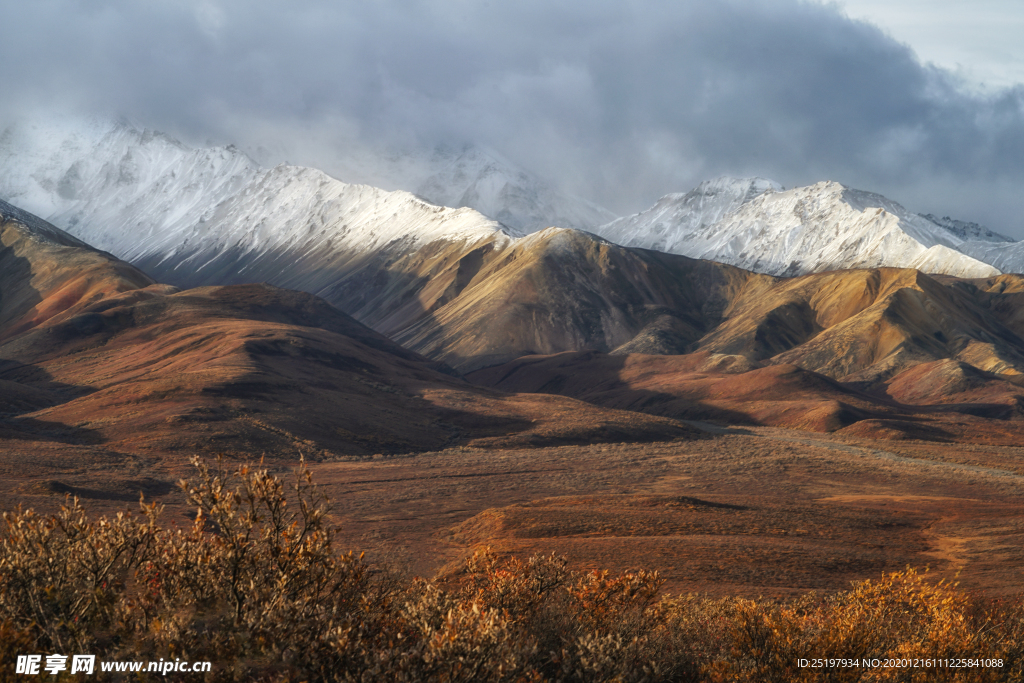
0, 283, 698, 460
307, 226, 1024, 389
0, 201, 699, 473
0, 199, 154, 340
386, 229, 774, 372
468, 349, 1024, 444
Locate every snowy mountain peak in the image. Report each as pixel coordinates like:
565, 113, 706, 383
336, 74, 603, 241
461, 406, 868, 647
189, 162, 514, 259
0, 117, 261, 255
414, 145, 617, 233
594, 176, 782, 255
0, 118, 523, 305
595, 178, 1000, 279
0, 119, 522, 264
694, 176, 783, 200
920, 214, 1013, 243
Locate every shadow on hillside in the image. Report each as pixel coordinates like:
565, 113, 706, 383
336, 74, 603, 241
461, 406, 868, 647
0, 360, 103, 446
0, 234, 42, 338
134, 244, 446, 346
238, 339, 675, 456
464, 352, 756, 429
107, 249, 733, 450
36, 477, 175, 501
0, 239, 107, 446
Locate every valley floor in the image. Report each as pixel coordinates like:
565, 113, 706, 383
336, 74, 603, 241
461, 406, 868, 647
3, 425, 1023, 598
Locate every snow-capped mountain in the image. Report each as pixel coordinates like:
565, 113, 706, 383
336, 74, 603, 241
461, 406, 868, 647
0, 117, 261, 257
314, 141, 619, 233
250, 138, 618, 234
0, 118, 609, 260
0, 117, 1009, 299
919, 214, 1013, 243
0, 117, 513, 272
0, 117, 527, 340
595, 178, 1001, 279
956, 241, 1024, 276
413, 146, 617, 233
132, 164, 515, 294
595, 177, 782, 253
0, 196, 90, 249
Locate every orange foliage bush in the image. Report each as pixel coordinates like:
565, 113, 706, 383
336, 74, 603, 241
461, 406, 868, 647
0, 458, 1021, 682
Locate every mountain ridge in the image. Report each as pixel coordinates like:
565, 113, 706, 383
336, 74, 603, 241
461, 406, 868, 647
0, 197, 156, 340
594, 179, 1003, 279
2, 118, 1015, 293
0, 199, 699, 462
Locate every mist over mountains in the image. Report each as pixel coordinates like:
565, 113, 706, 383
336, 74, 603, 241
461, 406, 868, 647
5, 118, 1024, 382
2, 116, 1020, 287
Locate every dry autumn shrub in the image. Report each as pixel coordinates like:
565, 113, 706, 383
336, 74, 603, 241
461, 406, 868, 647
0, 458, 1021, 682
711, 570, 1024, 682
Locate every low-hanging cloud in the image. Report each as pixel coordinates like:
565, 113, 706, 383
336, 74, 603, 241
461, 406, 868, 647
3, 0, 1023, 233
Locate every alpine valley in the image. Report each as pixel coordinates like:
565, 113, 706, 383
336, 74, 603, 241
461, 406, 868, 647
2, 117, 1024, 596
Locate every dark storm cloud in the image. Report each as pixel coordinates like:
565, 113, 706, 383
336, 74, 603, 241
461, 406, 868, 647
3, 0, 1023, 233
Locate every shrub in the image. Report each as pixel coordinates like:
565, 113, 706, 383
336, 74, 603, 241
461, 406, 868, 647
0, 458, 1021, 682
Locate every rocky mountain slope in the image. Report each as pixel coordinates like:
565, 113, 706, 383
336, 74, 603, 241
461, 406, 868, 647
692, 267, 1024, 382
462, 256, 1024, 443
957, 240, 1024, 276
920, 214, 1013, 243
0, 200, 699, 463
594, 180, 1002, 279
0, 198, 155, 341
438, 236, 1024, 379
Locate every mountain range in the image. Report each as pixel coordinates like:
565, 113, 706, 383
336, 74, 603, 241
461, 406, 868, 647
0, 197, 697, 463
5, 187, 1024, 449
0, 117, 611, 246
3, 117, 1024, 438
6, 115, 1024, 605
5, 117, 1023, 294
594, 178, 1008, 279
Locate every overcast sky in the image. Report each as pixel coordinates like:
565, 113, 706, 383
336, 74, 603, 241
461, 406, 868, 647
3, 0, 1024, 235
838, 0, 1024, 90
